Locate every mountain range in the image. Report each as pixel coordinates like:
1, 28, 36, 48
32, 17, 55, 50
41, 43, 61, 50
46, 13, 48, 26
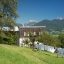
34, 19, 64, 31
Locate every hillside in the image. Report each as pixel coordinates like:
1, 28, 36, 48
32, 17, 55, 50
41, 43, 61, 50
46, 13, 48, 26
34, 19, 64, 31
0, 44, 64, 64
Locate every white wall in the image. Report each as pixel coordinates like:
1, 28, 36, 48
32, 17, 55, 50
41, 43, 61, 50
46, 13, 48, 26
19, 38, 23, 47
34, 42, 55, 53
14, 26, 19, 31
19, 37, 30, 47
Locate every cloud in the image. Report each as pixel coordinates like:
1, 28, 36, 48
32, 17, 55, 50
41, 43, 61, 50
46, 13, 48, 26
57, 16, 64, 20
29, 19, 37, 22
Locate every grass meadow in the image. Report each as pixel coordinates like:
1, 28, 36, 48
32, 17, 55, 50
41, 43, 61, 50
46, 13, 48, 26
0, 44, 64, 64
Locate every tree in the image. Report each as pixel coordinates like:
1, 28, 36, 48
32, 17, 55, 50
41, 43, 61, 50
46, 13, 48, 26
37, 32, 51, 45
29, 32, 36, 50
37, 31, 61, 47
0, 0, 18, 28
58, 33, 64, 47
0, 0, 18, 17
0, 0, 18, 44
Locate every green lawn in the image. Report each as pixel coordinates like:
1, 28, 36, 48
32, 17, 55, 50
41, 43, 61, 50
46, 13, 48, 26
0, 44, 64, 64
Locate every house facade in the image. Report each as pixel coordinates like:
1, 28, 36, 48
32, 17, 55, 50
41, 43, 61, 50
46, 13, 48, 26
19, 26, 46, 46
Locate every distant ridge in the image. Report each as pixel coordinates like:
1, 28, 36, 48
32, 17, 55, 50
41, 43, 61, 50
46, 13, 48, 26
34, 19, 64, 31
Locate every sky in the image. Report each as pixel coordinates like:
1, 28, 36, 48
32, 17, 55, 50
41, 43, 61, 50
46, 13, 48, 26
16, 0, 64, 24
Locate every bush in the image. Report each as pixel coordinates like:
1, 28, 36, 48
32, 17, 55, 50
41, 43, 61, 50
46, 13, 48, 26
0, 31, 19, 45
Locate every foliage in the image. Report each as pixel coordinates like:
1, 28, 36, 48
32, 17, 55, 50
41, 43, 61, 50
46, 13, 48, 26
0, 0, 18, 45
29, 32, 36, 49
0, 0, 18, 28
0, 0, 18, 18
37, 32, 61, 47
0, 31, 19, 45
23, 39, 29, 44
0, 31, 7, 43
58, 33, 64, 47
6, 31, 19, 45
